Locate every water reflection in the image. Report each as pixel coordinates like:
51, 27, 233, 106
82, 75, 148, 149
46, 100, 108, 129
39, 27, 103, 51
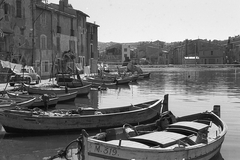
0, 68, 240, 159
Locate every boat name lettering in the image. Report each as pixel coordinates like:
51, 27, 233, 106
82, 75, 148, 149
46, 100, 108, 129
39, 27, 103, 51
94, 145, 117, 156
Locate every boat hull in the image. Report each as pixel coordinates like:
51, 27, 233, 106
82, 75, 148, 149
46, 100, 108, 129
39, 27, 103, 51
24, 84, 91, 96
57, 91, 77, 103
139, 72, 151, 79
83, 136, 224, 160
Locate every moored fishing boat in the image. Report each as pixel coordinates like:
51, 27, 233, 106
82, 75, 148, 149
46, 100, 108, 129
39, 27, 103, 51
138, 72, 151, 79
7, 92, 58, 109
48, 106, 227, 160
0, 95, 167, 134
56, 91, 78, 103
0, 98, 16, 110
0, 96, 36, 109
23, 83, 91, 96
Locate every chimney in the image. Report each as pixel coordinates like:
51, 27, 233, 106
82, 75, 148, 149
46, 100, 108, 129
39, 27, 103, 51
63, 0, 68, 7
59, 0, 64, 11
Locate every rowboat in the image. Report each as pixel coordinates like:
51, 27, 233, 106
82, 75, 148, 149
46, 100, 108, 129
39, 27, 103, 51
0, 95, 168, 133
0, 98, 16, 110
82, 106, 227, 160
102, 71, 139, 84
139, 72, 151, 79
56, 91, 78, 103
23, 83, 91, 96
82, 80, 117, 89
0, 96, 36, 109
50, 105, 227, 160
7, 92, 59, 109
84, 76, 116, 84
115, 75, 136, 85
57, 77, 116, 89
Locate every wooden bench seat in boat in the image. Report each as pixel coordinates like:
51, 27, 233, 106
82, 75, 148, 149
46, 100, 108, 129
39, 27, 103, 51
167, 121, 209, 134
129, 132, 187, 148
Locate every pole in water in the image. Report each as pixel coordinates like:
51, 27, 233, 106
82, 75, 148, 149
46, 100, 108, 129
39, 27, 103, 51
213, 105, 220, 117
162, 94, 169, 112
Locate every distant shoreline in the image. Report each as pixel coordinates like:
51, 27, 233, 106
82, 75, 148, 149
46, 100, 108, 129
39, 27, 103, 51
108, 64, 240, 72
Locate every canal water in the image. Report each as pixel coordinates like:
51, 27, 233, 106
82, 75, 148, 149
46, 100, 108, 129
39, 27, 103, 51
0, 67, 240, 160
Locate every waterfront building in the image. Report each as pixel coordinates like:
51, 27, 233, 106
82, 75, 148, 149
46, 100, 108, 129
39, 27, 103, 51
198, 40, 225, 64
136, 41, 168, 65
100, 43, 131, 64
0, 0, 33, 65
225, 36, 240, 64
0, 0, 99, 78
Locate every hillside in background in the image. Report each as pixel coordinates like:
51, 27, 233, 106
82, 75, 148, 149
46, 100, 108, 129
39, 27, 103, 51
98, 39, 228, 52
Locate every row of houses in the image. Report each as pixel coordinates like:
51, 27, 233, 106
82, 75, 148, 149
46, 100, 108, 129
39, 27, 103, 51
100, 36, 240, 66
0, 0, 99, 78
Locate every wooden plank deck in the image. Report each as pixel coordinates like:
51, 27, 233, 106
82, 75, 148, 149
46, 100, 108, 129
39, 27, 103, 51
130, 132, 187, 148
168, 121, 209, 132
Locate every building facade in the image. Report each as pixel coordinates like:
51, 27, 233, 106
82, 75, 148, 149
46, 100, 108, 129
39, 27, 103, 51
100, 43, 131, 64
0, 0, 33, 65
226, 36, 240, 64
0, 0, 99, 78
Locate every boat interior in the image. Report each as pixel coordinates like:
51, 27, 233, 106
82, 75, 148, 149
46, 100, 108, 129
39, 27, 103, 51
91, 111, 224, 149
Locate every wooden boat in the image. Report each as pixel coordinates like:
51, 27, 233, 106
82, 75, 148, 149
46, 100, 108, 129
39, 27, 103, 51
0, 95, 167, 133
0, 96, 36, 109
82, 80, 117, 89
115, 74, 139, 85
7, 92, 59, 109
0, 98, 16, 110
23, 83, 91, 96
56, 91, 78, 103
84, 76, 116, 84
51, 106, 227, 160
102, 71, 139, 84
57, 76, 116, 90
139, 72, 151, 79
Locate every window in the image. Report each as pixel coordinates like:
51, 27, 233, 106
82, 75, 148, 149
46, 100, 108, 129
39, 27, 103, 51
124, 48, 127, 52
57, 14, 61, 33
57, 26, 61, 33
69, 40, 75, 53
211, 51, 213, 55
40, 35, 47, 49
70, 29, 74, 36
41, 12, 47, 26
44, 61, 49, 72
81, 34, 84, 52
71, 18, 73, 29
4, 3, 8, 14
35, 61, 41, 74
0, 42, 5, 52
91, 44, 93, 58
16, 0, 22, 18
90, 34, 93, 40
57, 37, 60, 52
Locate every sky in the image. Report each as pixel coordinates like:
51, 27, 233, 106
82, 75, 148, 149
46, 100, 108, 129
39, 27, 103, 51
48, 0, 240, 43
